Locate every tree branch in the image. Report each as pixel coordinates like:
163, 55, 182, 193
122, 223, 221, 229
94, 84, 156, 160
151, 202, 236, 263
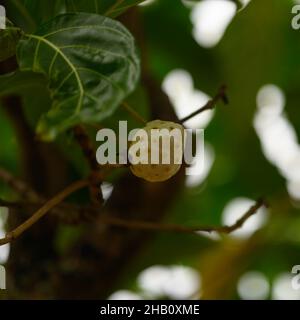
0, 167, 39, 202
179, 85, 228, 124
97, 198, 267, 235
121, 102, 147, 125
0, 197, 266, 245
0, 179, 89, 246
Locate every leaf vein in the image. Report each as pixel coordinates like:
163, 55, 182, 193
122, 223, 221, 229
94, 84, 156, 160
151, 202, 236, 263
76, 67, 125, 94
56, 70, 75, 92
32, 40, 41, 71
27, 34, 84, 114
43, 25, 131, 42
48, 51, 58, 77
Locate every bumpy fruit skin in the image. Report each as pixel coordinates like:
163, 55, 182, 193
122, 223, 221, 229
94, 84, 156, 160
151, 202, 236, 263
129, 120, 184, 182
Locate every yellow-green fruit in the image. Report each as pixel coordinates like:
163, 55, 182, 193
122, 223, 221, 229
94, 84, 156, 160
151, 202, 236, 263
129, 120, 184, 182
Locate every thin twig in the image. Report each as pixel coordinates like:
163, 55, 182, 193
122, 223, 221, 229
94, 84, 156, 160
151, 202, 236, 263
105, 0, 124, 16
0, 167, 39, 202
217, 198, 267, 233
98, 198, 267, 235
0, 197, 266, 246
0, 167, 82, 221
0, 179, 89, 246
179, 85, 228, 124
121, 102, 147, 125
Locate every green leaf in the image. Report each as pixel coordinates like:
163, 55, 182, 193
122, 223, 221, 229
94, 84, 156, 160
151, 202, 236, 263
16, 13, 140, 141
65, 0, 145, 18
0, 71, 46, 95
0, 24, 22, 62
6, 0, 64, 32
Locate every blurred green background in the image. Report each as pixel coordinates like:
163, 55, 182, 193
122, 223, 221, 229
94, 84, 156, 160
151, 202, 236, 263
111, 0, 300, 300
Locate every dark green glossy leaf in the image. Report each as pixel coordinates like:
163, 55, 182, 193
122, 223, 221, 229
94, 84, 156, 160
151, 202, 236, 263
17, 13, 140, 140
65, 0, 145, 18
6, 0, 65, 33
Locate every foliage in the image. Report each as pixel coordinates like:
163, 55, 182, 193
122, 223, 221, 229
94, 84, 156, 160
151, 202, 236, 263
0, 0, 300, 300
